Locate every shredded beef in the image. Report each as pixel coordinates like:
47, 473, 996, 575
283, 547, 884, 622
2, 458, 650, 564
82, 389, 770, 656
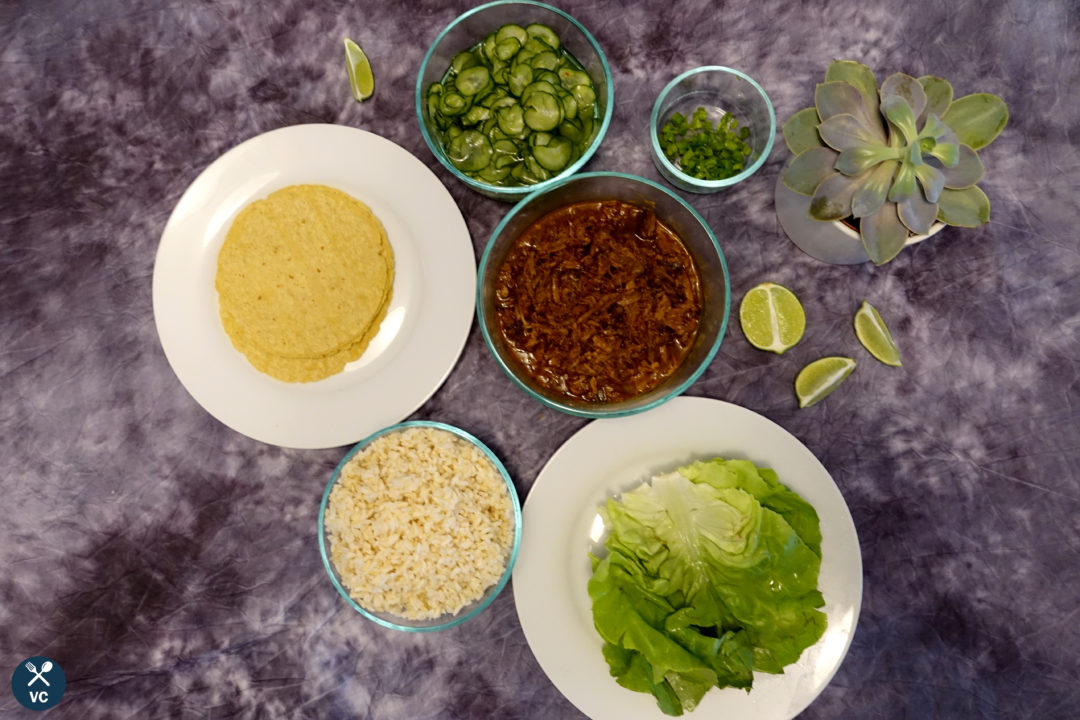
494, 200, 703, 403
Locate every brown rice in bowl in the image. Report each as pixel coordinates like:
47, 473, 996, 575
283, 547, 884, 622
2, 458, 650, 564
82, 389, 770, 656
318, 422, 521, 631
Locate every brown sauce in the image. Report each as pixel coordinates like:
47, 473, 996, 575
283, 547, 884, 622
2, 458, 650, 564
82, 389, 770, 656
494, 200, 703, 403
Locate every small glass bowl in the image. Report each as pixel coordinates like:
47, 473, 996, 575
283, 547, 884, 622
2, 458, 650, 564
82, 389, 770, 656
477, 172, 731, 418
650, 66, 776, 193
318, 421, 522, 632
416, 0, 613, 202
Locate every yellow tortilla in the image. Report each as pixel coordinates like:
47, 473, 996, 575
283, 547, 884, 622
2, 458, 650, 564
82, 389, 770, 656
221, 298, 390, 383
215, 184, 394, 382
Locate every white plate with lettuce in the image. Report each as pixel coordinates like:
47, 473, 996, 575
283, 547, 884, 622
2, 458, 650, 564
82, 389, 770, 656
513, 396, 862, 719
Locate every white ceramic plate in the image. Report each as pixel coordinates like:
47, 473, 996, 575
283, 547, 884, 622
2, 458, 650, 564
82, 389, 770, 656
152, 124, 475, 449
513, 396, 862, 720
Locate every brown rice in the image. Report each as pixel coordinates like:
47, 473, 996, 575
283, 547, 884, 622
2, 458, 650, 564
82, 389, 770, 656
324, 426, 516, 620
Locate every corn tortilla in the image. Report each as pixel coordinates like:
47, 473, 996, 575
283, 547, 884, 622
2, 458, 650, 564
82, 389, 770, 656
215, 184, 394, 382
221, 298, 390, 383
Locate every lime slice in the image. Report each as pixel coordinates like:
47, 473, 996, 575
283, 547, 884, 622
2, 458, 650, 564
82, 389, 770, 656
795, 356, 856, 408
344, 38, 374, 102
739, 282, 806, 354
854, 300, 902, 367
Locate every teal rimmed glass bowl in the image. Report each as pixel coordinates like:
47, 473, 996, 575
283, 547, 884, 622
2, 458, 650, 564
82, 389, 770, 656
650, 66, 775, 193
318, 421, 522, 632
416, 0, 613, 201
477, 172, 731, 418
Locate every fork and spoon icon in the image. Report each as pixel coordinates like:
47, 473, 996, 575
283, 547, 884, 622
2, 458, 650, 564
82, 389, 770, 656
25, 660, 52, 687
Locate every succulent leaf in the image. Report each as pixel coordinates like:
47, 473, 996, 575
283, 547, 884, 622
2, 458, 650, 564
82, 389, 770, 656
937, 186, 991, 227
888, 162, 919, 202
907, 141, 923, 165
836, 145, 902, 175
851, 160, 898, 218
881, 95, 919, 144
918, 76, 954, 123
810, 172, 863, 221
825, 60, 886, 139
942, 93, 1009, 150
815, 81, 885, 142
881, 73, 927, 119
918, 113, 949, 141
783, 107, 825, 154
915, 163, 945, 202
818, 113, 885, 152
860, 202, 909, 265
898, 192, 938, 235
940, 144, 985, 188
815, 82, 866, 120
782, 147, 840, 195
928, 141, 959, 167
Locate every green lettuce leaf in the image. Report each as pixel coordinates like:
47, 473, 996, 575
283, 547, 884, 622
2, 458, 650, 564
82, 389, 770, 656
588, 459, 826, 715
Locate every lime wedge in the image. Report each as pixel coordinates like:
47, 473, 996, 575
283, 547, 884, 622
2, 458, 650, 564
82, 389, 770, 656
854, 300, 902, 367
795, 356, 856, 408
739, 282, 806, 354
344, 38, 374, 102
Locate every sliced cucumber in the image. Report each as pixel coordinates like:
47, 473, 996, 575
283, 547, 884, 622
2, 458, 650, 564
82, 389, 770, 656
495, 24, 528, 45
525, 23, 560, 50
477, 163, 512, 183
447, 129, 493, 172
479, 87, 509, 107
520, 80, 559, 104
523, 92, 561, 131
497, 104, 526, 136
532, 135, 572, 171
558, 68, 590, 89
489, 95, 517, 110
508, 64, 533, 97
580, 115, 595, 140
455, 66, 491, 96
495, 38, 521, 61
450, 50, 479, 74
558, 118, 584, 142
439, 91, 469, 117
571, 83, 596, 113
530, 51, 559, 71
429, 23, 599, 187
560, 93, 579, 121
463, 105, 491, 126
492, 139, 521, 171
522, 36, 554, 55
482, 34, 498, 64
535, 70, 561, 87
524, 154, 552, 181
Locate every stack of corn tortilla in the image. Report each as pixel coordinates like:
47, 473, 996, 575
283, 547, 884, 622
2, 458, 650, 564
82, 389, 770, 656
215, 184, 394, 383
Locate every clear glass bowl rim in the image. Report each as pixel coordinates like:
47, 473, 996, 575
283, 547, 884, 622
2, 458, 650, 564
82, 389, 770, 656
650, 65, 777, 189
476, 171, 731, 418
414, 0, 615, 199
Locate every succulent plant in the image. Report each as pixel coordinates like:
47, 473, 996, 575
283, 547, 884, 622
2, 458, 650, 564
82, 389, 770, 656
781, 60, 1008, 265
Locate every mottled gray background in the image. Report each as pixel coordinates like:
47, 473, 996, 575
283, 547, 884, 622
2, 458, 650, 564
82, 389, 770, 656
2, 0, 1079, 718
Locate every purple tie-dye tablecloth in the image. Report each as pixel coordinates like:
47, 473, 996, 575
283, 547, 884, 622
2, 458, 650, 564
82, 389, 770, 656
3, 0, 1078, 717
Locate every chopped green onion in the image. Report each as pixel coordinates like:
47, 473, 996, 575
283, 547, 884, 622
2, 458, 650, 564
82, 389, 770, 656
659, 106, 754, 181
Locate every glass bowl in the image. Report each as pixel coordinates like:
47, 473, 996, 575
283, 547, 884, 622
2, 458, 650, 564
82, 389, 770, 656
416, 0, 613, 202
650, 66, 775, 193
318, 421, 522, 632
477, 172, 731, 418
